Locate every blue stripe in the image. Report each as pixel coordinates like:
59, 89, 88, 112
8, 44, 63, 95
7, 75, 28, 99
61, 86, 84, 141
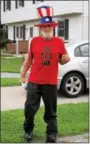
37, 6, 50, 9
40, 16, 52, 24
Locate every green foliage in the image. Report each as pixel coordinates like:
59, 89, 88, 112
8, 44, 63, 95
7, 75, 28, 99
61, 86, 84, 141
0, 27, 16, 49
0, 28, 8, 49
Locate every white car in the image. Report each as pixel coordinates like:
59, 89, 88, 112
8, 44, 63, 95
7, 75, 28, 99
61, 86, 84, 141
21, 40, 89, 98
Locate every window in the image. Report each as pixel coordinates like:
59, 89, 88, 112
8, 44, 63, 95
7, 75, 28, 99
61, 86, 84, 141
75, 44, 89, 57
15, 0, 18, 8
80, 44, 89, 57
32, 0, 44, 4
36, 0, 44, 1
15, 25, 26, 40
3, 0, 11, 11
3, 0, 5, 11
30, 27, 33, 38
15, 0, 24, 8
58, 21, 65, 39
19, 0, 24, 7
58, 19, 69, 40
75, 47, 81, 57
16, 27, 19, 38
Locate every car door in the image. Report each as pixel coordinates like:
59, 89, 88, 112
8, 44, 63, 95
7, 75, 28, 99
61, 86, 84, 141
74, 43, 89, 78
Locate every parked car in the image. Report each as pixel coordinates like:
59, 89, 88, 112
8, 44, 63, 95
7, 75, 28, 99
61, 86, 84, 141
20, 40, 89, 98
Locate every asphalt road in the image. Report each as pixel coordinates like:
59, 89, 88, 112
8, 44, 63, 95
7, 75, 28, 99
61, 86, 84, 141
1, 86, 89, 111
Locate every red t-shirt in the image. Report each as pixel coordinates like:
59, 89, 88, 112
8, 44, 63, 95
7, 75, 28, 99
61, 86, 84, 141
27, 36, 67, 85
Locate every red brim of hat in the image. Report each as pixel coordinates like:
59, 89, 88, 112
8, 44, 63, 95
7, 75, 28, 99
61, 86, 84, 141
34, 22, 58, 28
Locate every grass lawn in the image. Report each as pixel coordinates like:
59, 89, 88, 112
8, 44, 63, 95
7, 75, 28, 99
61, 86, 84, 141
1, 57, 23, 73
1, 78, 20, 86
1, 54, 13, 57
1, 102, 89, 143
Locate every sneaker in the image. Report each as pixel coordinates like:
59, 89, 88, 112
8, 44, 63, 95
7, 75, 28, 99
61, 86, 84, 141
46, 134, 57, 143
25, 132, 33, 143
46, 139, 56, 143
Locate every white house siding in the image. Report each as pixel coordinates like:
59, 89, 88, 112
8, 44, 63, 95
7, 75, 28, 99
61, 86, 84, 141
1, 1, 83, 24
83, 1, 88, 17
82, 1, 88, 40
82, 17, 88, 40
69, 15, 83, 41
1, 1, 88, 41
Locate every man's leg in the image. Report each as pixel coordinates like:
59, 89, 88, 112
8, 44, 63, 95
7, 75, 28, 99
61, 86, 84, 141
24, 82, 41, 134
41, 85, 58, 143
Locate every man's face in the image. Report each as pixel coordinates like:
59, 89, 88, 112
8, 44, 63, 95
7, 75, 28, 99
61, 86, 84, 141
41, 26, 53, 32
40, 26, 54, 39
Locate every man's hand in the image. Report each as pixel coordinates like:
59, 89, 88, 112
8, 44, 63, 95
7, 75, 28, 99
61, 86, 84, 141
19, 76, 26, 83
59, 54, 70, 65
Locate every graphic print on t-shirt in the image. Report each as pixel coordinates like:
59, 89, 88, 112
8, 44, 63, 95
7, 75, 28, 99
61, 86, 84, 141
41, 46, 53, 66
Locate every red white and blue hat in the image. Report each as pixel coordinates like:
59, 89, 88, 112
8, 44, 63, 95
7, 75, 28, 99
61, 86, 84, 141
34, 6, 58, 27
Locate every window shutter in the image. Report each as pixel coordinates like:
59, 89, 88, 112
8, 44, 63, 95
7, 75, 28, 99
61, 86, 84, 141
20, 26, 23, 38
13, 26, 15, 40
65, 19, 69, 40
22, 0, 24, 7
30, 27, 33, 38
3, 0, 5, 11
16, 27, 19, 38
15, 0, 18, 8
23, 25, 26, 40
6, 25, 8, 38
9, 0, 11, 10
33, 0, 35, 4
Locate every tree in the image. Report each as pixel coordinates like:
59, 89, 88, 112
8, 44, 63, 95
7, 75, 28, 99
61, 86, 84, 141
0, 26, 16, 49
0, 27, 8, 48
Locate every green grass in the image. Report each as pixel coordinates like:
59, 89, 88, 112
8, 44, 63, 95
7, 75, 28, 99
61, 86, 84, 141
1, 54, 13, 57
1, 57, 23, 73
1, 102, 89, 143
1, 78, 20, 86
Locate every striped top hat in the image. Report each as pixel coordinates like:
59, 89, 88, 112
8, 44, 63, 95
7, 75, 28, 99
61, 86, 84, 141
34, 6, 58, 27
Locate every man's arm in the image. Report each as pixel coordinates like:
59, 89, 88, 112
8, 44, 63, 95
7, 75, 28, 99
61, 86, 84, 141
20, 58, 33, 83
21, 58, 32, 77
59, 39, 70, 65
20, 39, 34, 83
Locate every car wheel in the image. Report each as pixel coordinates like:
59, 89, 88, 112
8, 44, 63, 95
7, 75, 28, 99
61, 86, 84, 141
61, 73, 85, 98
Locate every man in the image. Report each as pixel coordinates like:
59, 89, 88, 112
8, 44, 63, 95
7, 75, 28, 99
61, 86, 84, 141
20, 6, 70, 143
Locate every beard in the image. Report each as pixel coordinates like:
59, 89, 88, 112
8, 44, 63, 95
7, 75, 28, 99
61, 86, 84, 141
41, 31, 53, 39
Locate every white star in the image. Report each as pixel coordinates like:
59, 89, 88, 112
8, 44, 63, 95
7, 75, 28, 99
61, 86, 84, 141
45, 18, 49, 22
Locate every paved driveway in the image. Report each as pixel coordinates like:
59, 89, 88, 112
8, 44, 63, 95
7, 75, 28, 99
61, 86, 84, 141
1, 86, 89, 111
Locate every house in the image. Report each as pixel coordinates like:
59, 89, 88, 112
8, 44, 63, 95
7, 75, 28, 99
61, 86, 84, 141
1, 0, 88, 54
